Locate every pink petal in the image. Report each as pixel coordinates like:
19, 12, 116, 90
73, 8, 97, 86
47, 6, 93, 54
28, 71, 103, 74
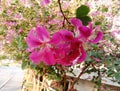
18, 28, 23, 33
90, 31, 103, 44
44, 0, 50, 4
70, 18, 82, 27
78, 46, 87, 62
79, 26, 92, 39
30, 48, 56, 65
51, 30, 73, 44
42, 47, 56, 65
26, 26, 50, 50
56, 38, 83, 66
36, 25, 50, 42
40, 0, 50, 6
30, 50, 43, 64
88, 22, 92, 29
26, 29, 41, 49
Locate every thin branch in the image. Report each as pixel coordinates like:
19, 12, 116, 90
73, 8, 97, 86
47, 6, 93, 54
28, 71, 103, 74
58, 0, 70, 25
69, 63, 91, 91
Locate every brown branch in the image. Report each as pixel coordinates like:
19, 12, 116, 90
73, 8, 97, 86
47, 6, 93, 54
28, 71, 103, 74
69, 63, 91, 91
58, 0, 70, 25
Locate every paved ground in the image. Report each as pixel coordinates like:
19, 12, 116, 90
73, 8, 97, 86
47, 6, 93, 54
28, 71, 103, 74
0, 66, 24, 91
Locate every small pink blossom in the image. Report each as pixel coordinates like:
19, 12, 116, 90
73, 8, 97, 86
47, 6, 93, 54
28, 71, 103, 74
63, 1, 70, 10
13, 13, 24, 20
6, 9, 12, 16
21, 0, 32, 8
5, 21, 17, 29
40, 0, 50, 7
18, 28, 23, 33
6, 30, 17, 44
7, 0, 11, 6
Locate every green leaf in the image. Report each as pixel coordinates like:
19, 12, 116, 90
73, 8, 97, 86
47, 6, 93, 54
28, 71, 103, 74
78, 16, 91, 25
95, 21, 101, 25
30, 62, 36, 69
115, 73, 120, 80
102, 7, 108, 12
91, 44, 98, 50
107, 70, 114, 77
22, 61, 28, 70
76, 5, 90, 17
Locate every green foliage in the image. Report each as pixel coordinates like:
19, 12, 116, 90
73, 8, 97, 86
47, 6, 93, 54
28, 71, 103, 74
95, 21, 101, 25
114, 73, 120, 80
76, 5, 91, 25
79, 16, 91, 25
101, 6, 108, 13
0, 55, 7, 60
22, 61, 28, 69
76, 5, 90, 17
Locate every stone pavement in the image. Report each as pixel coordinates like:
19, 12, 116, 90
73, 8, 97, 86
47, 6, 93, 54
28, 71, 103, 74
0, 66, 24, 91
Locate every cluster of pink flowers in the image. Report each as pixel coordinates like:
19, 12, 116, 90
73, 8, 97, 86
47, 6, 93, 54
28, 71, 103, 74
6, 30, 17, 44
26, 18, 103, 66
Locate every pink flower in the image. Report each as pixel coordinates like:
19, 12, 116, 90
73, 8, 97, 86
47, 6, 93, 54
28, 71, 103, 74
18, 28, 23, 33
70, 18, 103, 44
26, 25, 56, 65
40, 0, 50, 7
5, 21, 17, 29
7, 0, 11, 6
26, 25, 87, 66
6, 30, 17, 44
51, 30, 87, 66
13, 13, 24, 20
7, 9, 12, 16
21, 0, 32, 8
44, 0, 50, 4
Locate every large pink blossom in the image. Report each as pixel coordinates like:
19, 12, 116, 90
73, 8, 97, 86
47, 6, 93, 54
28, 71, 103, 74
70, 18, 103, 44
26, 25, 56, 65
51, 30, 87, 66
26, 26, 87, 66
